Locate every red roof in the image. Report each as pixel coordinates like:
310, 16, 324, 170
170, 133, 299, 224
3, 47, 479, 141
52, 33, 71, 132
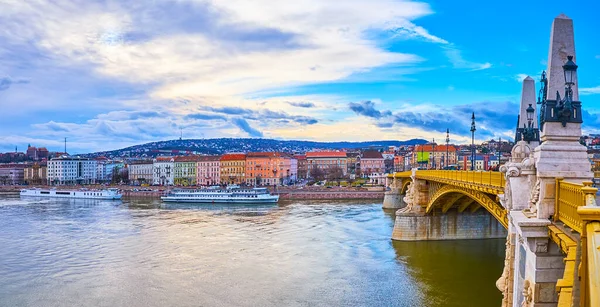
220, 153, 247, 161
155, 157, 173, 162
414, 145, 457, 152
306, 151, 347, 158
361, 150, 383, 159
174, 155, 201, 162
247, 152, 284, 158
198, 155, 221, 162
294, 155, 306, 160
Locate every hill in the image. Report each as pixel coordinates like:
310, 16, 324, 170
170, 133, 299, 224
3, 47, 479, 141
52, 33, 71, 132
82, 138, 428, 159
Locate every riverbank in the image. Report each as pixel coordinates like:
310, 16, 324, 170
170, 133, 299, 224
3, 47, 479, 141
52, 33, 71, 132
0, 185, 385, 200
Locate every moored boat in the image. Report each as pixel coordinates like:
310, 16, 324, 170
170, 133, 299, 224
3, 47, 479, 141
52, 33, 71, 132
20, 188, 122, 200
161, 187, 279, 203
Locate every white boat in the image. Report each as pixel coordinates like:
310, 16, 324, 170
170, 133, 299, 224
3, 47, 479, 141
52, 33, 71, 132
20, 188, 122, 200
161, 187, 279, 203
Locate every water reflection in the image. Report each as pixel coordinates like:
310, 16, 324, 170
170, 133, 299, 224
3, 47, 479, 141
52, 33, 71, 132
0, 196, 503, 307
392, 239, 505, 307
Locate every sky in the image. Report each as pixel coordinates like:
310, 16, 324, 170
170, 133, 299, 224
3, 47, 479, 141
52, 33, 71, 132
1, 0, 600, 154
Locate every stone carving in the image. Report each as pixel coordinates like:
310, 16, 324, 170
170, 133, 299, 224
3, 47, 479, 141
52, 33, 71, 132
521, 152, 536, 174
497, 234, 514, 307
511, 139, 532, 163
522, 280, 533, 307
535, 241, 548, 253
527, 180, 540, 215
398, 181, 415, 213
389, 177, 398, 189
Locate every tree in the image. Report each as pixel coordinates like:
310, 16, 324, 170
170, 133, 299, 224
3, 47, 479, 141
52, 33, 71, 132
326, 166, 344, 181
310, 167, 325, 182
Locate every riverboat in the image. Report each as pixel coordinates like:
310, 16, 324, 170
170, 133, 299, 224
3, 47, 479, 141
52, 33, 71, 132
20, 188, 122, 200
161, 187, 279, 203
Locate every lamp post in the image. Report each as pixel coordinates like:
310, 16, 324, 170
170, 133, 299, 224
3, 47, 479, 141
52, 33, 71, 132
445, 129, 450, 169
420, 144, 424, 169
557, 55, 577, 126
497, 137, 502, 170
470, 112, 476, 171
432, 138, 435, 169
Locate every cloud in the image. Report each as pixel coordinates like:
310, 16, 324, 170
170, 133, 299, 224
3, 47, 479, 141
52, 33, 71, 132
444, 46, 492, 71
286, 101, 315, 108
0, 76, 29, 91
580, 86, 600, 95
349, 99, 519, 140
96, 110, 163, 121
185, 113, 227, 121
202, 106, 319, 125
231, 118, 263, 137
390, 23, 449, 44
348, 100, 391, 119
514, 74, 529, 82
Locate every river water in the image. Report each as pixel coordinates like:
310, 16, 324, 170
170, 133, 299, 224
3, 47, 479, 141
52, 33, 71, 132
0, 196, 504, 307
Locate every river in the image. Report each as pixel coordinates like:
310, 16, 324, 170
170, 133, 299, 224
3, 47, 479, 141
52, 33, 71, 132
0, 196, 504, 307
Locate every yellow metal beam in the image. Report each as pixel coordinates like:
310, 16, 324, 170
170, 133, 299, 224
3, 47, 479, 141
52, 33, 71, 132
425, 184, 508, 228
457, 199, 474, 213
441, 194, 465, 213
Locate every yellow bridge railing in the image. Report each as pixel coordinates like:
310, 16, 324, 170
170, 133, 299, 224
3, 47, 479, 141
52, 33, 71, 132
553, 180, 596, 233
415, 170, 505, 189
554, 179, 600, 307
390, 170, 505, 193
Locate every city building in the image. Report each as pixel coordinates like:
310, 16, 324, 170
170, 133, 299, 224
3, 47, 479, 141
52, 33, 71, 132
346, 152, 360, 178
412, 144, 458, 169
47, 157, 98, 185
128, 160, 153, 185
0, 164, 26, 185
294, 155, 308, 179
306, 151, 348, 178
245, 152, 297, 186
174, 156, 199, 186
360, 150, 385, 177
220, 153, 246, 185
196, 156, 221, 186
393, 155, 405, 172
153, 157, 174, 186
96, 158, 125, 183
25, 145, 49, 161
24, 162, 47, 185
462, 155, 500, 171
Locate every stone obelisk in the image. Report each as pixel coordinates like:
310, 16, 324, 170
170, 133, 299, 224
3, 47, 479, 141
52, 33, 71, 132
534, 14, 592, 219
515, 76, 539, 148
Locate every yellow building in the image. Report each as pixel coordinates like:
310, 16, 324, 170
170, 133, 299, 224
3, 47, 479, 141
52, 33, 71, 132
220, 153, 246, 184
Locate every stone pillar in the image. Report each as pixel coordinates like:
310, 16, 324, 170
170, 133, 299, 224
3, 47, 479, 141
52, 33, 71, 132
534, 14, 592, 220
383, 177, 406, 209
509, 212, 564, 306
519, 77, 538, 133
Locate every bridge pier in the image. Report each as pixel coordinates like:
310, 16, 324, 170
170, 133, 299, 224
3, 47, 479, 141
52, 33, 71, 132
392, 209, 506, 241
382, 177, 407, 209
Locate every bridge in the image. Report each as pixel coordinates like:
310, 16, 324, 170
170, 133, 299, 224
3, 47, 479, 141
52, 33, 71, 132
382, 15, 600, 307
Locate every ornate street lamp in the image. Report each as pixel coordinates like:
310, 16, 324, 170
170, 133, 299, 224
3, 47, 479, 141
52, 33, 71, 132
539, 55, 582, 130
470, 112, 476, 171
445, 129, 450, 169
556, 55, 578, 126
522, 104, 538, 142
